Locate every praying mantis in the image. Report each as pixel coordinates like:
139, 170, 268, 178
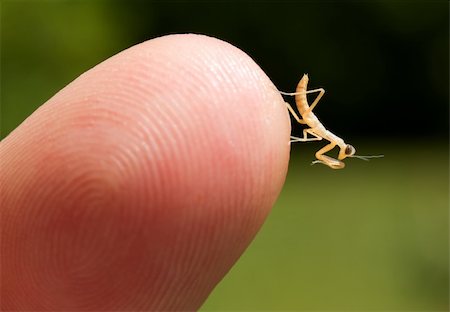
280, 74, 383, 169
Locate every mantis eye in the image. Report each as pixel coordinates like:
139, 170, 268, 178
345, 144, 355, 156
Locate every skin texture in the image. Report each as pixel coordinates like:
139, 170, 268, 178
0, 34, 290, 310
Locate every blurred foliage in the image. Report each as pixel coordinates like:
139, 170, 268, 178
203, 141, 448, 310
1, 0, 448, 310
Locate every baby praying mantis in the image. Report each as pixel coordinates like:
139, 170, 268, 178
280, 74, 383, 169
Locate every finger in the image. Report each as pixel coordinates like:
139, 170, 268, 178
1, 34, 290, 310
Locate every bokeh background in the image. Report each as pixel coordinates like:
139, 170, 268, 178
1, 1, 448, 310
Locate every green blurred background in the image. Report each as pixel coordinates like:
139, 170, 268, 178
1, 1, 448, 310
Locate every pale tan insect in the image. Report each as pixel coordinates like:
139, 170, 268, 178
280, 74, 383, 169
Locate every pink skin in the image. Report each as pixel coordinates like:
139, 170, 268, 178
1, 34, 290, 310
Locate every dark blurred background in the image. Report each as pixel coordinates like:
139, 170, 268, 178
1, 1, 448, 310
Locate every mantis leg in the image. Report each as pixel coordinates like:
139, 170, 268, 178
290, 128, 323, 143
304, 88, 325, 115
285, 102, 306, 124
313, 142, 345, 169
280, 88, 325, 115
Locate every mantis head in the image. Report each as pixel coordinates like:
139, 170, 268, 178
339, 144, 384, 162
338, 144, 356, 160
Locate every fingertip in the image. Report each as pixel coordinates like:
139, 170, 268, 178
1, 34, 291, 310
